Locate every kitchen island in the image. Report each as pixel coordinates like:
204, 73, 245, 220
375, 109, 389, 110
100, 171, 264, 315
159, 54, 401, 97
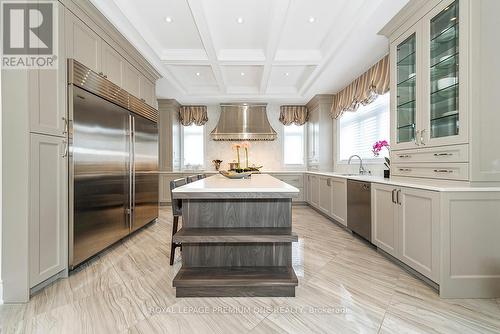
171, 174, 299, 297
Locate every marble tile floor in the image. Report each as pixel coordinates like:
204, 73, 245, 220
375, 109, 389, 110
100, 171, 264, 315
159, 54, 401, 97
1, 206, 499, 334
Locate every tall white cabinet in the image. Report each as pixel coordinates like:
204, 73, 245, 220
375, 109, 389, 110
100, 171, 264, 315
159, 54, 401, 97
6, 0, 162, 300
306, 95, 333, 171
382, 0, 500, 183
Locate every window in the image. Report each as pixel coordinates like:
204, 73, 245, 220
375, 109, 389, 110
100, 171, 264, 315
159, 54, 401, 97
283, 124, 305, 165
338, 92, 390, 162
182, 125, 204, 168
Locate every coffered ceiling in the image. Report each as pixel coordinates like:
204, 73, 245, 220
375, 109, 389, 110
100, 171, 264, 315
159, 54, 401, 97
91, 0, 408, 103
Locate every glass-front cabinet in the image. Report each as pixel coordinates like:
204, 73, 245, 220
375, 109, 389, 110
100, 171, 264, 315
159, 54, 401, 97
391, 26, 421, 150
423, 0, 467, 146
396, 33, 417, 146
391, 0, 467, 150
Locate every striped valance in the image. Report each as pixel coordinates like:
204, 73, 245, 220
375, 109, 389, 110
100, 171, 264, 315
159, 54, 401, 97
331, 55, 390, 119
279, 105, 308, 126
179, 105, 208, 126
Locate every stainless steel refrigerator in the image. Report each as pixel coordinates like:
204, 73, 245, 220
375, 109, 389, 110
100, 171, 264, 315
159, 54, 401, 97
68, 60, 158, 269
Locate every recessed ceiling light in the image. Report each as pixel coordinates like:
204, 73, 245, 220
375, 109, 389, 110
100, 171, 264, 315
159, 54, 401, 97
195, 72, 200, 76
240, 72, 245, 76
237, 17, 244, 24
308, 17, 315, 23
165, 17, 173, 23
285, 72, 290, 76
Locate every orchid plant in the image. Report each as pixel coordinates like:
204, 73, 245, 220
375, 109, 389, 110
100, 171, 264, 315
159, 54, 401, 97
372, 140, 390, 169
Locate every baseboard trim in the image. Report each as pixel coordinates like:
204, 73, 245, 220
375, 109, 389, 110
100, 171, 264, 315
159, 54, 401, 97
30, 269, 66, 296
377, 248, 439, 292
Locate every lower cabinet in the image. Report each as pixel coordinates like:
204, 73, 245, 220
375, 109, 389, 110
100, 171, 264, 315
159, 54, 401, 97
318, 176, 332, 214
306, 174, 347, 226
330, 177, 347, 226
308, 174, 320, 208
270, 173, 304, 202
29, 134, 68, 287
372, 183, 440, 282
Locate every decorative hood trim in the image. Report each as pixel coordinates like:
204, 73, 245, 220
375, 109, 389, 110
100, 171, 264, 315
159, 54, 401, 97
210, 103, 277, 141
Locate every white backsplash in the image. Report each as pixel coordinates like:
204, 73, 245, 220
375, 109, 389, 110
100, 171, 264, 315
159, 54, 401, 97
204, 104, 285, 171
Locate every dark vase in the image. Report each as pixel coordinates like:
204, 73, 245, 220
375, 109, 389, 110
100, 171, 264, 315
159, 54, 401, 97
384, 169, 390, 178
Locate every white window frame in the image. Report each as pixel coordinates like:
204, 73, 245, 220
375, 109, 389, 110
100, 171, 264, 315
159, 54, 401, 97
180, 124, 206, 170
335, 93, 390, 165
282, 124, 306, 169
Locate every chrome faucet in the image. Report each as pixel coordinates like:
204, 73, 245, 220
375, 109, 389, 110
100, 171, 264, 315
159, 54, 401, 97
348, 155, 367, 175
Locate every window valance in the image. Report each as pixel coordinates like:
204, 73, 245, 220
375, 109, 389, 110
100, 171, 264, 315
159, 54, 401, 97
279, 105, 309, 126
331, 55, 390, 119
179, 105, 208, 126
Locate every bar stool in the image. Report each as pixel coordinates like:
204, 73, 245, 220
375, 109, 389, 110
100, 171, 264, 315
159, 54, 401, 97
169, 178, 186, 265
186, 175, 199, 183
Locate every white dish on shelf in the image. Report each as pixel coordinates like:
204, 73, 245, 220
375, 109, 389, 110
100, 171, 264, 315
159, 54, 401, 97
437, 77, 457, 90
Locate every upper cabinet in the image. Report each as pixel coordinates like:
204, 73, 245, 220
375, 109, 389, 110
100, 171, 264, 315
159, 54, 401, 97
65, 8, 158, 108
393, 28, 419, 150
65, 10, 102, 73
422, 0, 467, 147
101, 41, 124, 87
391, 0, 466, 151
384, 0, 500, 183
306, 95, 333, 171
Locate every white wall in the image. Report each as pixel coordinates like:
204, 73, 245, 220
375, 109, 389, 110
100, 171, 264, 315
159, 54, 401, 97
203, 104, 290, 171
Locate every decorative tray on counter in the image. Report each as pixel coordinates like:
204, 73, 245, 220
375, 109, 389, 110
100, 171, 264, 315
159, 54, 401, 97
219, 170, 253, 179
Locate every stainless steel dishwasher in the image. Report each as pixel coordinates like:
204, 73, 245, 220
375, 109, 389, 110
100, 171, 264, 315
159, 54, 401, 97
347, 180, 372, 242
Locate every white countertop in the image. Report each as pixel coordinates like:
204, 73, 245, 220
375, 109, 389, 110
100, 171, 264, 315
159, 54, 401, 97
161, 169, 500, 192
305, 171, 500, 192
173, 173, 299, 193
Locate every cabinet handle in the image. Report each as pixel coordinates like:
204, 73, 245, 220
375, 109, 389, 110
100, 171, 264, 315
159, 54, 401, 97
62, 140, 68, 158
398, 154, 411, 158
396, 189, 401, 205
398, 168, 412, 172
140, 98, 146, 102
62, 116, 68, 134
391, 189, 396, 203
433, 169, 453, 173
327, 178, 331, 186
420, 129, 426, 145
414, 130, 420, 146
434, 152, 453, 157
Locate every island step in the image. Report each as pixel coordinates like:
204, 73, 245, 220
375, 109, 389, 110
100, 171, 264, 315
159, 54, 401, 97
173, 227, 298, 243
173, 266, 298, 297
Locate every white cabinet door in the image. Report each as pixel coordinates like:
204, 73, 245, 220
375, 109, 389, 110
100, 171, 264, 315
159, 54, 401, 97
101, 42, 124, 87
29, 134, 67, 287
398, 187, 440, 282
65, 9, 101, 73
318, 177, 332, 214
420, 0, 468, 148
29, 69, 66, 137
390, 23, 422, 151
124, 63, 141, 98
309, 175, 320, 208
29, 4, 66, 137
331, 177, 347, 226
140, 76, 156, 107
372, 183, 399, 257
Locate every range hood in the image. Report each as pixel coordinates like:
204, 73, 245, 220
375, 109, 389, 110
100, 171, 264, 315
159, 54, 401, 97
210, 103, 277, 141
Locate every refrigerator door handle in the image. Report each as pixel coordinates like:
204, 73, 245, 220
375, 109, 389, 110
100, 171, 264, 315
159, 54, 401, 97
131, 116, 136, 228
128, 115, 134, 230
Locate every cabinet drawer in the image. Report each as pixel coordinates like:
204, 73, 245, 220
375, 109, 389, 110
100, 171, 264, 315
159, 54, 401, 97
272, 174, 303, 188
392, 163, 469, 181
392, 144, 468, 164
